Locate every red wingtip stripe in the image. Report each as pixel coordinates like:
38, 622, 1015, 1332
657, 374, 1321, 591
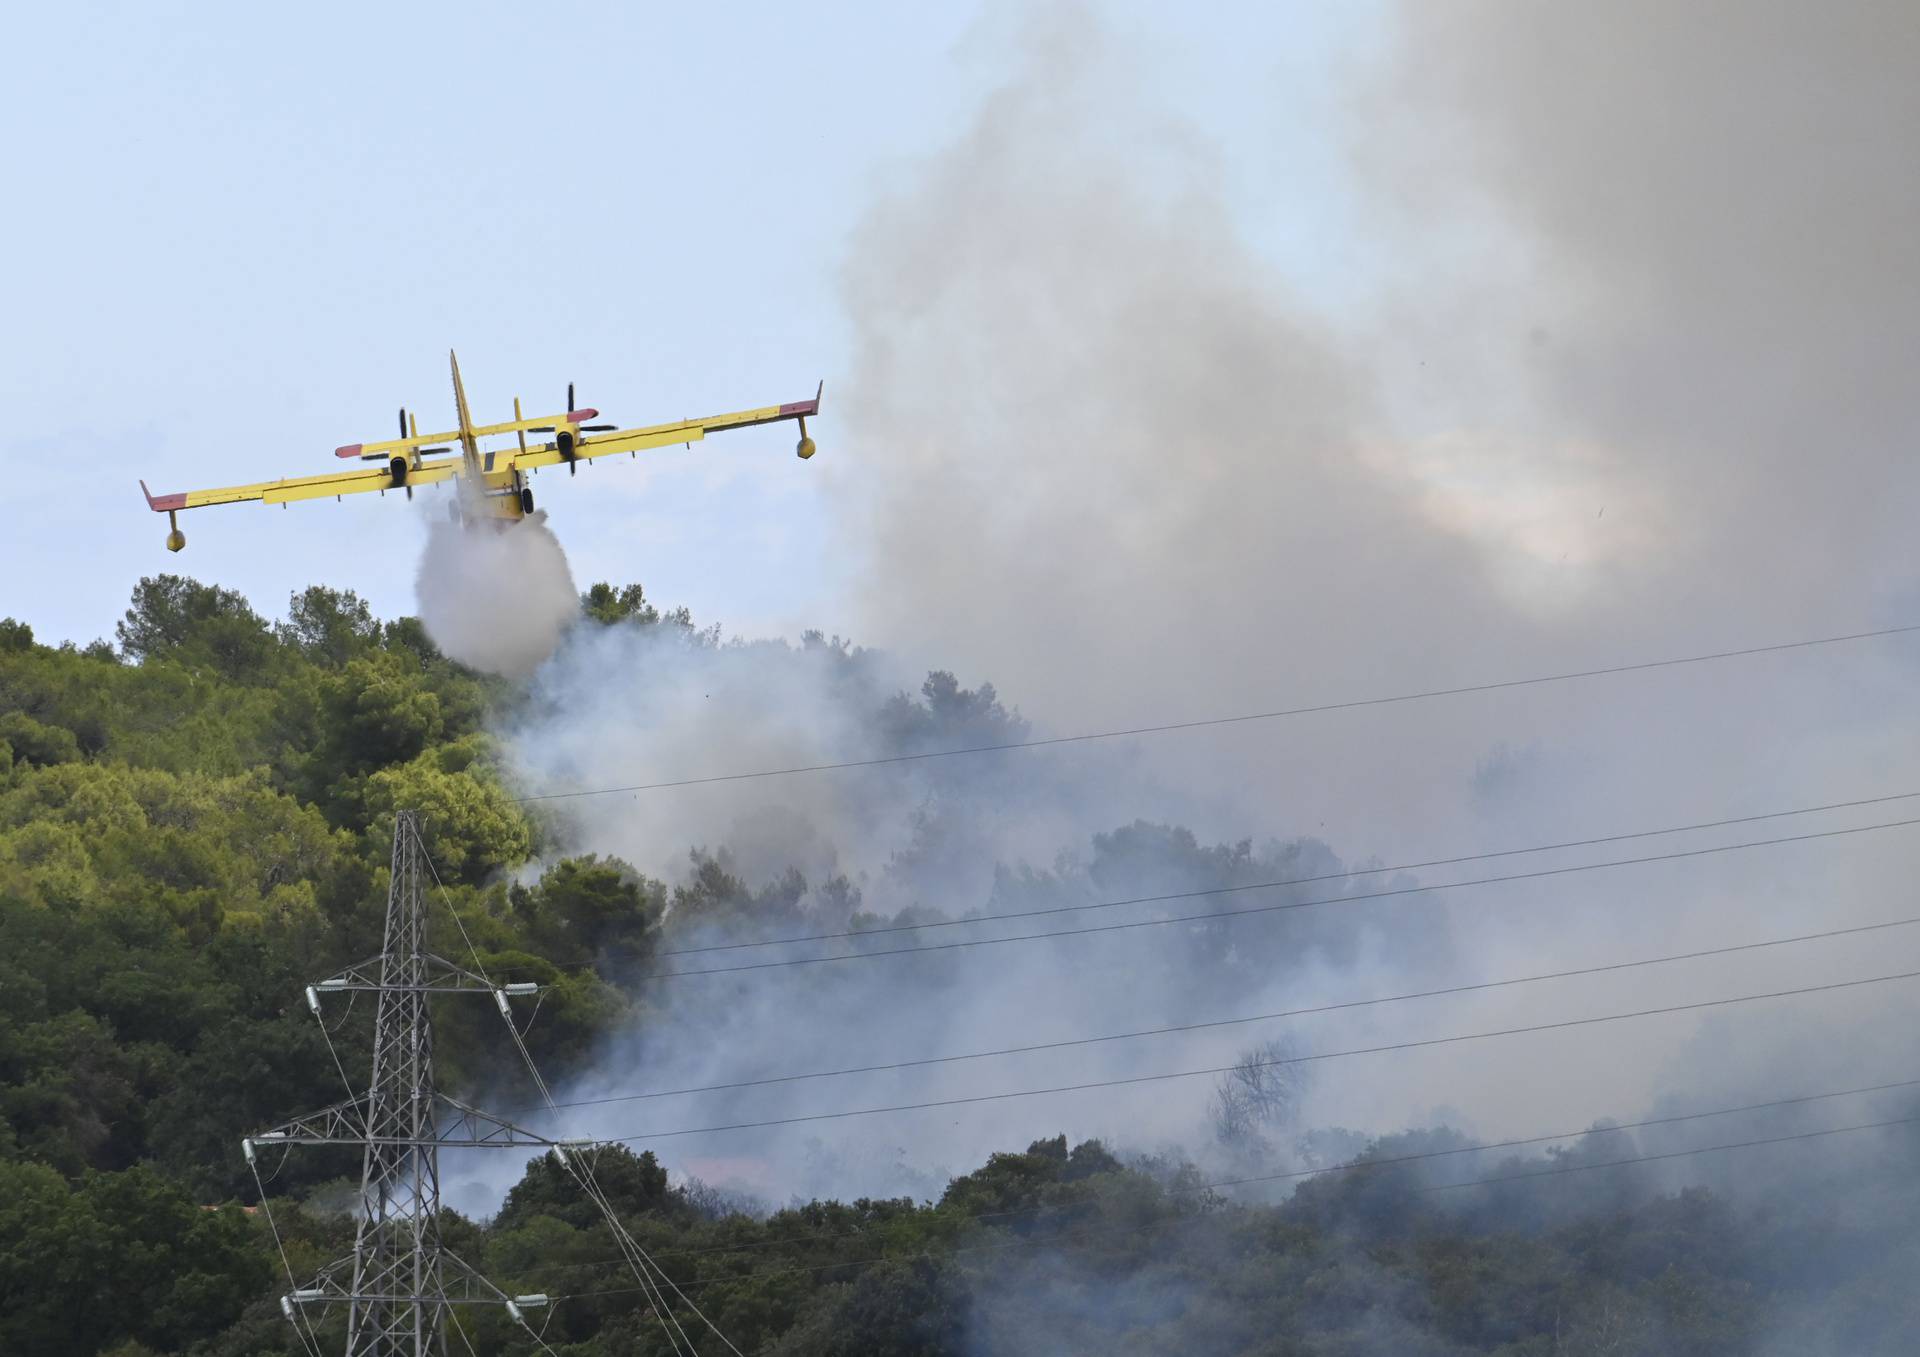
564, 408, 599, 423
335, 443, 364, 459
778, 399, 819, 417
140, 480, 187, 512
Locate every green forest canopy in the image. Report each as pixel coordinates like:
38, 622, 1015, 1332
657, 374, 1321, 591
1, 578, 1915, 1356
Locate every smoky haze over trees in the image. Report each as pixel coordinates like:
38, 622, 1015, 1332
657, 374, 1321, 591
4, 3, 1918, 1354
3, 571, 1917, 1354
502, 0, 1920, 1223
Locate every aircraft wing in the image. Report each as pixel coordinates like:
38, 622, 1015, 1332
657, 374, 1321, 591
141, 457, 459, 512
512, 392, 821, 471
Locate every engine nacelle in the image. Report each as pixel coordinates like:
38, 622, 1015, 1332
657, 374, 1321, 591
389, 455, 409, 488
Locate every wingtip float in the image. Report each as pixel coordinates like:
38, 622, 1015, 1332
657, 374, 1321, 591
140, 352, 824, 551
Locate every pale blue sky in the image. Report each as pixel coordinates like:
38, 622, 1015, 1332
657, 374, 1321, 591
0, 1, 1386, 648
14, 3, 1920, 1198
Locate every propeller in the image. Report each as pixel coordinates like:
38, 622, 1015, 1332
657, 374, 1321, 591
398, 409, 416, 500
562, 383, 579, 475
558, 384, 619, 477
526, 385, 612, 473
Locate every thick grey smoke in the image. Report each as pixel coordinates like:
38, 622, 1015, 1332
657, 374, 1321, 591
416, 507, 578, 678
485, 1, 1920, 1250
817, 0, 1920, 1131
492, 615, 1460, 1209
1366, 0, 1920, 627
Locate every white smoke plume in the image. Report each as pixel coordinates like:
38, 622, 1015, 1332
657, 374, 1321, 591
416, 507, 578, 678
476, 3, 1920, 1230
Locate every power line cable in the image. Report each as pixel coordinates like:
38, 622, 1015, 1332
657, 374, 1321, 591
573, 968, 1920, 1143
636, 815, 1920, 979
511, 1075, 1920, 1282
550, 1110, 1920, 1301
446, 1308, 482, 1357
248, 1157, 328, 1357
416, 829, 744, 1357
511, 622, 1920, 804
656, 789, 1920, 958
549, 914, 1920, 1110
1426, 1114, 1920, 1193
417, 832, 716, 1357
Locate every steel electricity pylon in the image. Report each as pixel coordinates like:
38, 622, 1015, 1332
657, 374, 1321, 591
247, 811, 555, 1354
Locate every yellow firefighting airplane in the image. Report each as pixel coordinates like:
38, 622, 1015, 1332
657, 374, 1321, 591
140, 352, 820, 551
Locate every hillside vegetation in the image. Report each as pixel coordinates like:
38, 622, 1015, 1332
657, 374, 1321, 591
1, 579, 1914, 1356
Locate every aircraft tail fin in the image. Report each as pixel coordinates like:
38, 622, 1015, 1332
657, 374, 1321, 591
450, 350, 481, 474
